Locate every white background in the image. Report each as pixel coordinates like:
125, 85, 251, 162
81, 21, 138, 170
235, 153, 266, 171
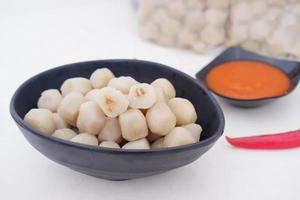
1, 1, 299, 199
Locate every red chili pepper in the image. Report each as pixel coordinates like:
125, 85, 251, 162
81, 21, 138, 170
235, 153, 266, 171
225, 129, 300, 149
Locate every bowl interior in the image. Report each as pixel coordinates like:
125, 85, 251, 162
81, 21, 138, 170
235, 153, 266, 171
12, 59, 224, 145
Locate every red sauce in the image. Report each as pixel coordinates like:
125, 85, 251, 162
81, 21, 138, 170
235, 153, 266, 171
205, 60, 290, 99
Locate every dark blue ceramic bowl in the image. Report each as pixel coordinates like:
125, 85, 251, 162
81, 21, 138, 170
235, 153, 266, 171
10, 59, 225, 180
196, 47, 300, 107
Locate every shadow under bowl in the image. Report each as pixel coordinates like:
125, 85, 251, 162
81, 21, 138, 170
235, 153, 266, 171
196, 47, 300, 107
10, 59, 225, 180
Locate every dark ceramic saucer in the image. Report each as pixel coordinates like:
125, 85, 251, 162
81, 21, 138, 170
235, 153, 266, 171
196, 47, 300, 107
10, 59, 225, 180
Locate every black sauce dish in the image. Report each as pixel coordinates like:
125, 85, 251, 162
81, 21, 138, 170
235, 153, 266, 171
10, 59, 225, 181
196, 47, 300, 107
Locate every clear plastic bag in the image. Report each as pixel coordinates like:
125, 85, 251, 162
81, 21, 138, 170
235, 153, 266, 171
138, 0, 300, 60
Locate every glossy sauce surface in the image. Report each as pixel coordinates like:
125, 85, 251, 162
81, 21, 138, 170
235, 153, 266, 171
205, 60, 290, 99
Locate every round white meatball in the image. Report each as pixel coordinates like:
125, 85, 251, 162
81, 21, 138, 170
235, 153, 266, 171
57, 92, 84, 126
128, 83, 157, 109
76, 101, 106, 135
164, 127, 196, 147
24, 108, 56, 134
84, 89, 102, 103
60, 77, 92, 96
98, 117, 122, 143
122, 138, 150, 149
182, 123, 202, 142
52, 128, 77, 140
119, 109, 148, 141
204, 9, 227, 26
200, 25, 225, 46
108, 76, 139, 94
37, 89, 62, 112
90, 68, 115, 89
151, 78, 176, 99
70, 133, 98, 146
168, 98, 197, 126
146, 102, 176, 136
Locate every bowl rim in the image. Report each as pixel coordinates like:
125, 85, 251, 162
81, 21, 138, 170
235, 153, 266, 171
10, 59, 225, 154
196, 46, 300, 103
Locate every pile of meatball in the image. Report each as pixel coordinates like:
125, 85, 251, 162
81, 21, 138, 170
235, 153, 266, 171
24, 68, 202, 149
138, 0, 229, 53
138, 0, 300, 60
229, 0, 300, 60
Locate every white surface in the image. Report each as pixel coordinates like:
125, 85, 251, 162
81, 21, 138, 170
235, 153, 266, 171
1, 1, 299, 199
